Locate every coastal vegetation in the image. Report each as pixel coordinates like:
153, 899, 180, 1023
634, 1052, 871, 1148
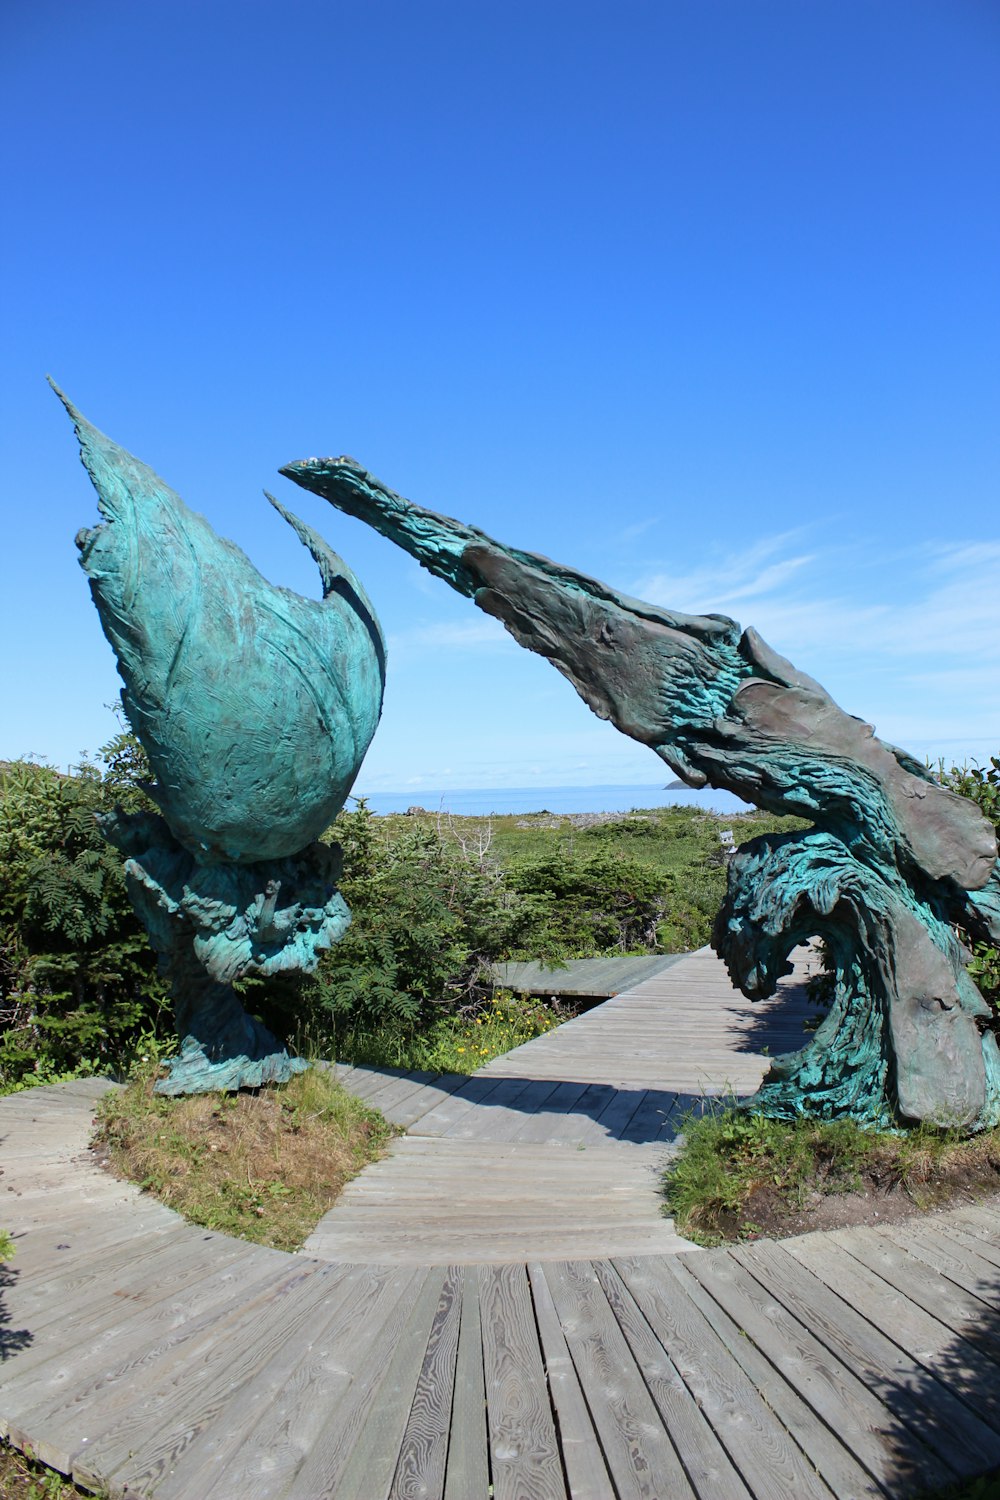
662, 1106, 1000, 1247
0, 737, 801, 1088
0, 740, 995, 1088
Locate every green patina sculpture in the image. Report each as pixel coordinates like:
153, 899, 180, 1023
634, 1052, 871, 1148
282, 454, 1000, 1130
56, 386, 385, 1094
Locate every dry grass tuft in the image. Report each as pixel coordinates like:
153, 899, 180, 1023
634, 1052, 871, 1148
94, 1063, 396, 1252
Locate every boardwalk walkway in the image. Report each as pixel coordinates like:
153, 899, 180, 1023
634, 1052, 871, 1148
304, 946, 814, 1263
1, 951, 998, 1499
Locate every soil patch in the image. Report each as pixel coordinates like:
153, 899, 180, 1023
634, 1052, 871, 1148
666, 1107, 1000, 1247
725, 1171, 1000, 1244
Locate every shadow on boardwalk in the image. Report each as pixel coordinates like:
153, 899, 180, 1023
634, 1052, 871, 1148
0, 1259, 31, 1362
868, 1250, 1000, 1495
725, 975, 817, 1065
351, 1065, 722, 1145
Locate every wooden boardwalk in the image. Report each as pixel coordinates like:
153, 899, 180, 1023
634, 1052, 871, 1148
303, 947, 814, 1262
492, 952, 685, 1000
1, 951, 999, 1498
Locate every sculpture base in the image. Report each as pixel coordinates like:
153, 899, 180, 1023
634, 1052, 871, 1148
715, 830, 999, 1131
99, 812, 348, 1098
156, 1037, 310, 1096
158, 965, 314, 1095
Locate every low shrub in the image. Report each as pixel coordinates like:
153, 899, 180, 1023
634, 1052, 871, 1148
314, 989, 563, 1073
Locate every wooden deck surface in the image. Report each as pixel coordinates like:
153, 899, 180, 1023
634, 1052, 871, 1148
1, 950, 998, 1499
492, 952, 685, 999
303, 947, 814, 1262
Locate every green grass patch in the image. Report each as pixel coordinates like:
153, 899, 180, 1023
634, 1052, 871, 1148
0, 1440, 100, 1499
310, 990, 564, 1073
94, 1060, 396, 1252
664, 1106, 1000, 1247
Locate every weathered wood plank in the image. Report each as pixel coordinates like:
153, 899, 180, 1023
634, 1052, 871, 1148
0, 1235, 264, 1394
618, 1255, 841, 1500
305, 1225, 691, 1264
312, 1202, 663, 1227
285, 1268, 439, 1500
526, 1263, 613, 1500
937, 1198, 1000, 1241
480, 1262, 566, 1500
879, 1221, 1000, 1303
588, 1089, 651, 1144
682, 1248, 954, 1496
665, 1254, 881, 1500
3, 1213, 180, 1280
785, 1231, 1000, 1436
346, 1070, 442, 1116
592, 1260, 752, 1500
321, 1266, 449, 1500
2, 1227, 250, 1340
407, 1076, 514, 1137
163, 1264, 425, 1500
443, 1267, 490, 1500
832, 1226, 1000, 1358
388, 1073, 472, 1129
2, 1253, 299, 1466
390, 1265, 464, 1500
508, 1083, 592, 1145
734, 1239, 1000, 1476
74, 1260, 359, 1496
443, 1077, 541, 1141
931, 1216, 1000, 1273
541, 1258, 695, 1500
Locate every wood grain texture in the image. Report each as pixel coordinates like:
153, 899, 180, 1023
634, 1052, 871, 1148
733, 1239, 1000, 1476
831, 1225, 1000, 1358
443, 1267, 490, 1500
3, 975, 1000, 1500
541, 1257, 695, 1500
879, 1220, 1000, 1302
390, 1265, 464, 1500
592, 1260, 752, 1500
187, 1264, 425, 1500
331, 1266, 450, 1500
681, 1248, 955, 1496
785, 1230, 1000, 1438
74, 1260, 355, 1496
617, 1255, 838, 1500
527, 1262, 614, 1500
480, 1262, 566, 1500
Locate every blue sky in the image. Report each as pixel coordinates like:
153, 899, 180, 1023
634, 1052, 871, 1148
2, 0, 998, 792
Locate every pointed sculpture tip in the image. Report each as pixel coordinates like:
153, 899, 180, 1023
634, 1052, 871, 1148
263, 489, 307, 537
279, 456, 363, 480
263, 486, 318, 553
46, 374, 78, 418
46, 375, 96, 442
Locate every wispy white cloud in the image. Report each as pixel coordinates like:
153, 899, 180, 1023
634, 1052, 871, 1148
618, 517, 660, 543
388, 616, 513, 656
634, 531, 817, 614
634, 535, 1000, 667
364, 531, 1000, 787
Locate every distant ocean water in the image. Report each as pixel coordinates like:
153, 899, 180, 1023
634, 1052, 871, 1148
353, 783, 751, 817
